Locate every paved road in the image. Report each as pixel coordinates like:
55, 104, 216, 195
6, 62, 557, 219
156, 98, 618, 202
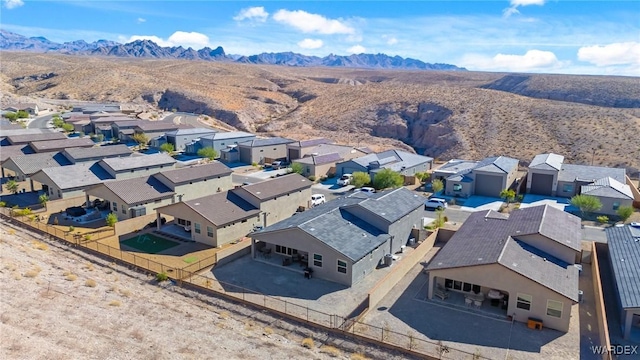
28, 113, 54, 129
164, 112, 209, 128
582, 225, 607, 243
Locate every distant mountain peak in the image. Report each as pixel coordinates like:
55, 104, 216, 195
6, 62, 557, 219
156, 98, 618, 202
0, 30, 465, 71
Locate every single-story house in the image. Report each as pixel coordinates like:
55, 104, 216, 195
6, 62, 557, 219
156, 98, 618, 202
186, 131, 256, 156
153, 162, 233, 200
111, 120, 146, 141
98, 153, 176, 180
0, 145, 34, 176
426, 205, 582, 332
135, 121, 192, 140
292, 143, 367, 178
89, 116, 138, 135
61, 144, 132, 164
29, 138, 95, 153
219, 146, 239, 163
336, 150, 433, 182
0, 118, 23, 130
527, 153, 632, 215
155, 173, 312, 246
164, 128, 218, 152
6, 132, 67, 145
433, 156, 520, 198
76, 104, 121, 114
249, 187, 425, 286
1, 152, 71, 191
286, 138, 334, 160
32, 162, 111, 200
1, 128, 48, 146
605, 224, 640, 340
237, 137, 295, 165
4, 103, 39, 115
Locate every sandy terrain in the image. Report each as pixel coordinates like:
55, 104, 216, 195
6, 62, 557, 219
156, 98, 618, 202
0, 220, 411, 360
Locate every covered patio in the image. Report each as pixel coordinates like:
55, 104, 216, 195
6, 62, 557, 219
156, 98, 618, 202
156, 221, 193, 242
429, 276, 510, 320
252, 240, 312, 277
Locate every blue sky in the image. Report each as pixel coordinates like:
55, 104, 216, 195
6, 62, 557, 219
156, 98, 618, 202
2, 0, 639, 75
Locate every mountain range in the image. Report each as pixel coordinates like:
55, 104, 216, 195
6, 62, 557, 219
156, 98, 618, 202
0, 30, 465, 71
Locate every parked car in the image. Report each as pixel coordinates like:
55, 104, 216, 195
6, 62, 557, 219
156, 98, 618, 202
271, 160, 283, 169
424, 198, 448, 210
357, 187, 375, 194
337, 174, 353, 186
630, 222, 640, 228
311, 194, 326, 206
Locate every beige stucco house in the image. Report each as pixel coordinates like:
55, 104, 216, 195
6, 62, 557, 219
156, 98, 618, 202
237, 137, 295, 165
291, 143, 367, 178
433, 156, 520, 198
426, 205, 582, 332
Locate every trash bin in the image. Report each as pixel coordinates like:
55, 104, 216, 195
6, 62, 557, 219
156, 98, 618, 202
578, 290, 584, 302
408, 238, 416, 246
384, 254, 393, 266
400, 245, 406, 253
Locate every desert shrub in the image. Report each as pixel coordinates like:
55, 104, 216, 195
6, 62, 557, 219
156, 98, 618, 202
351, 354, 368, 360
571, 195, 602, 218
308, 175, 316, 181
105, 212, 118, 227
597, 215, 609, 224
109, 300, 121, 307
263, 327, 274, 335
616, 206, 634, 222
351, 171, 371, 188
156, 272, 169, 282
32, 241, 48, 251
373, 169, 403, 189
65, 273, 78, 281
431, 179, 444, 194
84, 234, 92, 241
85, 279, 97, 287
320, 345, 341, 357
301, 337, 314, 349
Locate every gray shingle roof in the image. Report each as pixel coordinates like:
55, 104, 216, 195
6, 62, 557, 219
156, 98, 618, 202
165, 128, 218, 136
0, 128, 48, 137
163, 191, 260, 227
155, 162, 232, 185
581, 177, 634, 200
99, 153, 176, 172
136, 121, 191, 132
530, 153, 564, 171
0, 144, 33, 163
294, 152, 343, 165
427, 205, 581, 301
350, 187, 425, 223
4, 152, 71, 175
558, 164, 626, 183
90, 116, 137, 123
605, 225, 640, 309
207, 131, 255, 140
62, 144, 132, 163
238, 137, 295, 147
101, 176, 174, 205
33, 162, 112, 190
289, 138, 333, 148
237, 173, 312, 201
350, 150, 433, 172
7, 132, 67, 145
30, 138, 95, 152
0, 119, 23, 130
474, 156, 519, 174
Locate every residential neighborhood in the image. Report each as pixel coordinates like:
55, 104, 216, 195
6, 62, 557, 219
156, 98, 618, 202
1, 101, 639, 360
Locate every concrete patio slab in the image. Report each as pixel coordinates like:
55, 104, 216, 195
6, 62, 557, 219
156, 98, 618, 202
520, 194, 572, 211
458, 196, 504, 212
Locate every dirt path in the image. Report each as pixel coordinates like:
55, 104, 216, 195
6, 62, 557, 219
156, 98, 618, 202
0, 220, 413, 360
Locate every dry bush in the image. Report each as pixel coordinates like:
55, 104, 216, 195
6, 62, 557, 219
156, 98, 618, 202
263, 327, 274, 336
24, 266, 42, 278
218, 311, 229, 320
85, 279, 97, 287
351, 353, 369, 360
119, 288, 132, 297
301, 337, 314, 349
244, 320, 256, 331
12, 272, 22, 281
65, 274, 78, 281
31, 241, 48, 251
4, 263, 17, 271
0, 313, 10, 324
108, 300, 121, 307
130, 328, 144, 341
83, 263, 95, 271
319, 345, 341, 357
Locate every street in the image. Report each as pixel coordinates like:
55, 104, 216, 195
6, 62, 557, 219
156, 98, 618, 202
163, 112, 210, 128
27, 113, 54, 129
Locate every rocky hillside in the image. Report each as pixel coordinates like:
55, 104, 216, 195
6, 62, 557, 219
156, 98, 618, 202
1, 52, 639, 175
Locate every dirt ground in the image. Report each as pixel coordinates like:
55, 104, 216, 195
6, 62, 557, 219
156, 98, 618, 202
0, 219, 416, 360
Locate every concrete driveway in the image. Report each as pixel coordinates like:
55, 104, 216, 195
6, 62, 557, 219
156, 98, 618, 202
312, 177, 354, 193
244, 168, 290, 180
458, 196, 504, 212
520, 194, 573, 211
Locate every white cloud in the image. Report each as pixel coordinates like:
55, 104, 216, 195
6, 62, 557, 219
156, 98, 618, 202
347, 45, 366, 54
273, 9, 355, 35
297, 38, 323, 49
233, 6, 268, 23
504, 0, 545, 18
577, 42, 640, 66
137, 18, 146, 23
125, 31, 211, 49
462, 50, 562, 72
386, 37, 398, 45
3, 0, 24, 9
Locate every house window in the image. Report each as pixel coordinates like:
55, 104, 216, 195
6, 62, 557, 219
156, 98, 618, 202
517, 293, 532, 311
130, 169, 134, 173
453, 184, 462, 192
453, 280, 462, 291
121, 205, 126, 214
194, 223, 201, 234
613, 202, 620, 210
57, 190, 62, 197
112, 202, 117, 212
260, 149, 264, 152
563, 184, 573, 193
207, 226, 213, 237
337, 260, 347, 274
546, 300, 563, 318
275, 245, 296, 256
313, 254, 323, 267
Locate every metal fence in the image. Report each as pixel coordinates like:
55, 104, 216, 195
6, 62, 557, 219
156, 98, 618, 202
2, 207, 496, 360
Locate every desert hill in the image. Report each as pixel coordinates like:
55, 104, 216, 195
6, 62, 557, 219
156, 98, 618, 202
1, 52, 639, 175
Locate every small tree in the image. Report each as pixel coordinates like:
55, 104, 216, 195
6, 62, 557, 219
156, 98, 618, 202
38, 194, 49, 210
597, 215, 609, 224
351, 171, 371, 188
16, 110, 29, 118
52, 117, 65, 128
96, 133, 104, 143
3, 112, 17, 121
159, 143, 175, 155
616, 206, 634, 223
415, 172, 431, 183
197, 147, 218, 161
61, 122, 75, 133
431, 178, 444, 194
500, 189, 516, 204
105, 212, 118, 227
373, 168, 403, 189
570, 194, 602, 218
5, 179, 19, 194
290, 162, 303, 174
132, 133, 149, 150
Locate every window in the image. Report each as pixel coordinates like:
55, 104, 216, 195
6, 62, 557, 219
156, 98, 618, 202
517, 293, 532, 311
260, 149, 264, 152
122, 205, 126, 214
313, 254, 323, 267
453, 184, 462, 192
194, 223, 201, 234
112, 202, 117, 212
613, 202, 620, 210
463, 283, 472, 292
130, 169, 134, 173
337, 260, 347, 274
207, 226, 213, 237
563, 184, 573, 193
275, 245, 297, 256
546, 300, 563, 318
453, 280, 462, 291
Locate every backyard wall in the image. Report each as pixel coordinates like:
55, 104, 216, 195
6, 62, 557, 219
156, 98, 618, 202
114, 213, 157, 236
215, 238, 251, 267
435, 228, 456, 243
626, 175, 640, 208
46, 196, 86, 214
591, 242, 613, 360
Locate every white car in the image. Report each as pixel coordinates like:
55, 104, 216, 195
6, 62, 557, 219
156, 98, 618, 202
337, 174, 353, 186
424, 198, 448, 210
630, 222, 640, 228
354, 187, 375, 194
311, 194, 326, 206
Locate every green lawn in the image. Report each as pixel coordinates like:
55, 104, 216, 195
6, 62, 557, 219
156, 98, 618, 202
121, 234, 179, 254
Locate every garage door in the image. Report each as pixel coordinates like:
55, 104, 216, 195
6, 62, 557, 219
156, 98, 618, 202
530, 173, 554, 196
474, 174, 504, 197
